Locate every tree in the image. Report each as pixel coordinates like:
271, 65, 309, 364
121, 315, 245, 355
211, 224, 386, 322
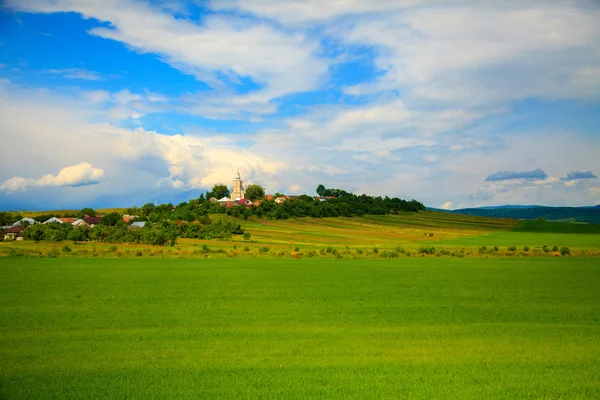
78, 208, 96, 218
208, 184, 230, 199
245, 184, 265, 200
316, 184, 326, 197
100, 212, 122, 226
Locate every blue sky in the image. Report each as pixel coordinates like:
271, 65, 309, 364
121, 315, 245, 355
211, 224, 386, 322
0, 0, 599, 210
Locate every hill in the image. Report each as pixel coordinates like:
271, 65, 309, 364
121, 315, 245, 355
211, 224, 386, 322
452, 206, 600, 224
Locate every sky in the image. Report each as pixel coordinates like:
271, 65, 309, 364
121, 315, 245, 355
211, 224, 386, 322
0, 0, 599, 211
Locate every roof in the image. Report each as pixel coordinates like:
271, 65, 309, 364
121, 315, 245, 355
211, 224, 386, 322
3, 225, 24, 234
130, 221, 146, 228
218, 196, 232, 202
43, 217, 62, 224
13, 217, 37, 226
71, 219, 88, 226
236, 198, 252, 205
58, 218, 77, 223
84, 215, 102, 224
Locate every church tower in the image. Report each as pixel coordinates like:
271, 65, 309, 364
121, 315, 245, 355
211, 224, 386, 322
231, 170, 245, 200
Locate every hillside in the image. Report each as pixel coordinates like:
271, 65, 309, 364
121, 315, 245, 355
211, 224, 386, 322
452, 206, 600, 224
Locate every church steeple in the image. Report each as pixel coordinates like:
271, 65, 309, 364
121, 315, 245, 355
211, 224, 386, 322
231, 169, 245, 200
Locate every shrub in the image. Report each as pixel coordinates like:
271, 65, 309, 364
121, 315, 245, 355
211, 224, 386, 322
356, 249, 364, 255
109, 245, 118, 252
326, 246, 333, 254
306, 250, 316, 258
331, 248, 338, 255
543, 245, 550, 253
62, 244, 72, 253
440, 249, 451, 256
552, 245, 559, 252
243, 232, 251, 241
508, 246, 517, 252
493, 246, 499, 252
429, 233, 434, 237
294, 246, 299, 252
418, 245, 436, 255
560, 246, 571, 256
202, 244, 210, 252
372, 247, 379, 254
320, 249, 326, 255
9, 248, 24, 257
233, 244, 237, 250
478, 246, 487, 254
243, 246, 250, 252
395, 246, 406, 254
47, 247, 60, 258
523, 246, 530, 252
259, 246, 270, 254
136, 250, 143, 257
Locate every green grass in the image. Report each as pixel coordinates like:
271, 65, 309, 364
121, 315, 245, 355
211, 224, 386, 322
1, 257, 600, 399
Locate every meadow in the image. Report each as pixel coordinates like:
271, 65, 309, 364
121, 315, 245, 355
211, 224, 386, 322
1, 257, 599, 399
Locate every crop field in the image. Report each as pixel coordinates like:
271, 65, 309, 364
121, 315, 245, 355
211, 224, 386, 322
1, 257, 599, 399
2, 212, 599, 259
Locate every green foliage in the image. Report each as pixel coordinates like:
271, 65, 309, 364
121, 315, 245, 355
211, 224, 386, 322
0, 211, 23, 226
553, 245, 559, 252
508, 246, 517, 252
245, 184, 265, 201
259, 246, 270, 254
372, 247, 379, 254
429, 233, 434, 237
560, 247, 571, 256
61, 244, 72, 253
418, 245, 436, 255
523, 246, 530, 252
243, 232, 251, 241
78, 208, 96, 218
110, 245, 118, 252
543, 245, 550, 253
46, 247, 60, 258
479, 246, 488, 254
207, 184, 230, 200
100, 212, 122, 227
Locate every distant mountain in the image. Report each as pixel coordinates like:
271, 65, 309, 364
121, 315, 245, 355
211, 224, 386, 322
451, 205, 600, 224
473, 205, 547, 210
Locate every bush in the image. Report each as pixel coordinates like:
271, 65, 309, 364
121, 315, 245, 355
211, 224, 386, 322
440, 249, 451, 256
552, 245, 559, 252
243, 232, 251, 241
259, 246, 270, 254
478, 246, 487, 254
47, 247, 60, 258
62, 244, 72, 253
306, 250, 316, 258
418, 245, 436, 255
9, 248, 24, 257
243, 246, 250, 252
372, 247, 379, 254
319, 249, 326, 255
294, 246, 299, 252
110, 245, 118, 252
508, 246, 517, 252
202, 244, 210, 252
543, 245, 550, 253
560, 246, 571, 256
523, 246, 530, 252
493, 246, 499, 252
356, 249, 364, 255
428, 233, 434, 237
326, 246, 333, 254
136, 250, 143, 257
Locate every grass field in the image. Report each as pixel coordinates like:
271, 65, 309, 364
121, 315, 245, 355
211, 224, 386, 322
1, 257, 600, 399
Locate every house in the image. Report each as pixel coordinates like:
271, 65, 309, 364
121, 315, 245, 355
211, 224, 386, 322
129, 221, 146, 229
275, 196, 291, 204
236, 198, 253, 207
218, 196, 232, 202
43, 217, 63, 224
209, 197, 218, 202
315, 196, 327, 202
122, 215, 138, 223
58, 218, 77, 224
84, 215, 102, 225
13, 217, 37, 227
265, 195, 274, 201
253, 200, 262, 207
71, 219, 89, 228
2, 225, 24, 240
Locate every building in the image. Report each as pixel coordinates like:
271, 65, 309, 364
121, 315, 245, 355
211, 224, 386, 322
231, 171, 246, 201
13, 217, 37, 227
43, 217, 62, 224
84, 215, 102, 225
2, 225, 24, 240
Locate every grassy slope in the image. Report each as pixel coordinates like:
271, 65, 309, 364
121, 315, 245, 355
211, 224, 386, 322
1, 258, 599, 399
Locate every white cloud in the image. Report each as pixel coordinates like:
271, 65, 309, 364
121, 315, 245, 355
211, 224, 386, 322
47, 68, 103, 80
1, 162, 105, 192
112, 89, 143, 104
8, 0, 329, 117
82, 90, 111, 104
441, 201, 454, 210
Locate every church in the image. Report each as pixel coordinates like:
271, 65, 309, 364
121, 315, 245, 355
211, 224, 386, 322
231, 171, 245, 201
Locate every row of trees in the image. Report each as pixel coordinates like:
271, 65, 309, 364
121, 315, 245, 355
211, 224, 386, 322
21, 217, 244, 245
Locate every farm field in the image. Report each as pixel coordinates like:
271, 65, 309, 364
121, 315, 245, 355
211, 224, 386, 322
1, 257, 600, 399
2, 212, 600, 258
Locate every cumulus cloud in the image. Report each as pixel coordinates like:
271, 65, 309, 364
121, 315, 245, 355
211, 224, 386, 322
1, 162, 105, 192
485, 168, 548, 182
561, 171, 597, 181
